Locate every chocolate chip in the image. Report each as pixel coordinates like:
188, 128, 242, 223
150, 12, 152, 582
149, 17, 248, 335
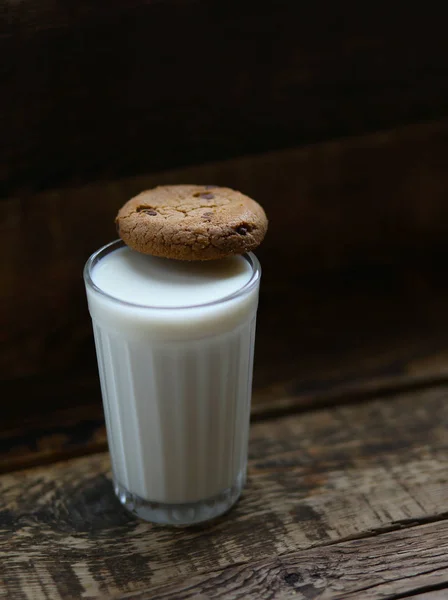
136, 206, 158, 215
236, 226, 248, 235
193, 191, 216, 199
202, 211, 213, 221
205, 185, 217, 189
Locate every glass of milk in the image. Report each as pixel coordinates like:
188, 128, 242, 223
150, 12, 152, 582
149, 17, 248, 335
84, 239, 261, 525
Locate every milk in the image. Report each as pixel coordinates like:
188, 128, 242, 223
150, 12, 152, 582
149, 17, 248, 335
84, 240, 261, 524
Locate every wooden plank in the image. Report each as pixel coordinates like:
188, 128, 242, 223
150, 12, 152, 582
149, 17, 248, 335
3, 119, 448, 384
2, 358, 448, 474
116, 521, 448, 599
2, 1, 448, 195
401, 592, 448, 600
3, 252, 448, 471
0, 390, 105, 473
1, 385, 448, 598
402, 591, 448, 600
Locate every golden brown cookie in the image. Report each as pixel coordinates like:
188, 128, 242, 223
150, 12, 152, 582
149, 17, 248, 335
116, 185, 268, 260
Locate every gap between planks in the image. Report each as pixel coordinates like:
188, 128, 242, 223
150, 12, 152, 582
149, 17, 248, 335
251, 373, 448, 421
396, 588, 448, 600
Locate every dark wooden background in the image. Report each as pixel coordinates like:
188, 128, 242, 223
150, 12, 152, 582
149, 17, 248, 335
3, 3, 448, 599
2, 1, 448, 196
2, 0, 448, 468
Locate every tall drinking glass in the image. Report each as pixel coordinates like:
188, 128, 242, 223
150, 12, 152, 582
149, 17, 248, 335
84, 240, 261, 525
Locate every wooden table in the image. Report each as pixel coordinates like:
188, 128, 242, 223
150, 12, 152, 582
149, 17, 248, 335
2, 262, 448, 599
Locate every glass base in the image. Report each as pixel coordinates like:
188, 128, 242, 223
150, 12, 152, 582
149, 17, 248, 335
114, 472, 245, 526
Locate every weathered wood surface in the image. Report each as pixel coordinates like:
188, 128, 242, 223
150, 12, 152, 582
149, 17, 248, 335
2, 1, 447, 195
120, 521, 448, 599
3, 119, 448, 384
403, 592, 448, 600
1, 385, 448, 599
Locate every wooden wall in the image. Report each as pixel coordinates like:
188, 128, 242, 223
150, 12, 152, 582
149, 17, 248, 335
2, 1, 448, 195
3, 120, 448, 383
2, 0, 448, 467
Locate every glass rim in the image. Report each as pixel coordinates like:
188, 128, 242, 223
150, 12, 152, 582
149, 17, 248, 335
83, 239, 261, 311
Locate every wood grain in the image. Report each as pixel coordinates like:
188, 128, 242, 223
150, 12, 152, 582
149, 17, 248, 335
1, 385, 448, 598
401, 591, 448, 600
118, 521, 448, 599
2, 1, 448, 195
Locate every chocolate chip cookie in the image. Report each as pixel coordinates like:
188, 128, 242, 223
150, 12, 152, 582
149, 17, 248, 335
116, 185, 268, 260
